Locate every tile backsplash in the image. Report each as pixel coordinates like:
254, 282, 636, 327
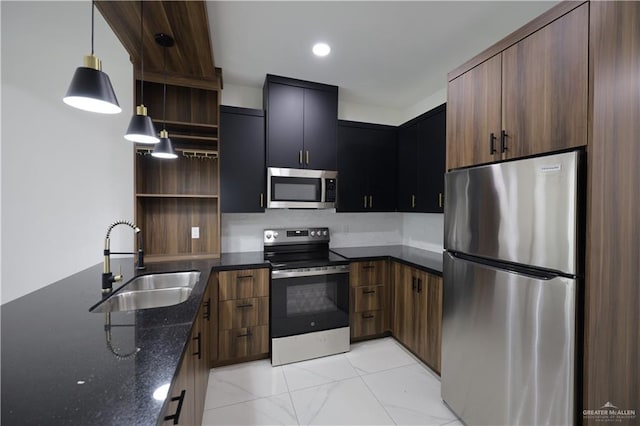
222, 210, 443, 253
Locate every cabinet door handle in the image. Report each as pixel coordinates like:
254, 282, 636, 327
362, 314, 375, 319
236, 303, 254, 308
193, 332, 202, 359
412, 276, 417, 291
203, 297, 211, 320
260, 192, 264, 208
237, 329, 252, 338
362, 289, 376, 295
369, 195, 373, 209
501, 130, 508, 153
412, 195, 416, 208
164, 389, 186, 424
417, 278, 422, 293
236, 275, 254, 280
439, 193, 443, 208
362, 265, 375, 270
305, 150, 310, 165
490, 132, 497, 155
299, 150, 303, 165
364, 195, 368, 209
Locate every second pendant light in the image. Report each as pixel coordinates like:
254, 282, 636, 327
152, 33, 177, 159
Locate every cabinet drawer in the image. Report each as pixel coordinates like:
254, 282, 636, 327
350, 261, 388, 287
351, 310, 385, 338
218, 325, 269, 361
218, 268, 269, 300
353, 285, 385, 312
219, 297, 269, 330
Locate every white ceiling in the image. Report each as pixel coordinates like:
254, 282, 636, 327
207, 1, 558, 110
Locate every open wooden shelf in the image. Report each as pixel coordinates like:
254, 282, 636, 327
136, 193, 219, 199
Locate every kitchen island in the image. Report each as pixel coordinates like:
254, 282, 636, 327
0, 252, 268, 425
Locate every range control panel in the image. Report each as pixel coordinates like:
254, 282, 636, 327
264, 227, 330, 245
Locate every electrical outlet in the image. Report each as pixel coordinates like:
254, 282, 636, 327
191, 227, 200, 239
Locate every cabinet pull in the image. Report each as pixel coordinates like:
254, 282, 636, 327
412, 195, 416, 208
501, 130, 508, 153
236, 274, 253, 280
236, 303, 254, 308
260, 192, 264, 208
362, 289, 376, 295
237, 329, 252, 338
305, 150, 310, 165
299, 150, 303, 165
164, 389, 186, 424
412, 276, 417, 291
364, 195, 368, 209
362, 265, 375, 270
490, 132, 497, 155
193, 332, 202, 359
417, 278, 422, 293
369, 195, 373, 209
439, 193, 443, 208
203, 297, 211, 320
362, 314, 375, 319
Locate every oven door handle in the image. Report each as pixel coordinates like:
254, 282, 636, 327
272, 266, 349, 279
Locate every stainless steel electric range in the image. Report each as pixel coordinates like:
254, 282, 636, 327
264, 227, 350, 366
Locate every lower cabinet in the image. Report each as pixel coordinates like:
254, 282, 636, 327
392, 262, 442, 373
163, 283, 211, 425
215, 268, 270, 364
349, 261, 390, 339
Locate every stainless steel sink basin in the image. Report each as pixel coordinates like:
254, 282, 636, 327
91, 271, 200, 313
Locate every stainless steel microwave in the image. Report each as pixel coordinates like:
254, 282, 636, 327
267, 167, 337, 209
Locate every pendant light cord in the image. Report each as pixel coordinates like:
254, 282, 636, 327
162, 46, 167, 129
140, 0, 144, 103
91, 0, 95, 55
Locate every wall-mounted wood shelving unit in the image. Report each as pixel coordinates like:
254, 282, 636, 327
134, 79, 221, 262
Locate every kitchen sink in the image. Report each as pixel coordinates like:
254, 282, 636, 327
90, 271, 200, 313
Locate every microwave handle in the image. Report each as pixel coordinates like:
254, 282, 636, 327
321, 177, 326, 203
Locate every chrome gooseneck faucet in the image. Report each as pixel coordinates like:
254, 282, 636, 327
102, 220, 145, 293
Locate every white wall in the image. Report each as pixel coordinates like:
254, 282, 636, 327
222, 210, 402, 252
402, 213, 444, 252
1, 1, 134, 304
220, 83, 263, 110
402, 87, 447, 123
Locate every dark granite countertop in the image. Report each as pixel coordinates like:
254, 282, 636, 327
330, 245, 443, 275
0, 252, 269, 425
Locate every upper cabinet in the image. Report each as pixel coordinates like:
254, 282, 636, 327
446, 2, 588, 170
220, 106, 266, 213
337, 121, 397, 212
397, 104, 446, 213
264, 75, 338, 170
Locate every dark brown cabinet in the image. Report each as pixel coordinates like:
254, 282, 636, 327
162, 283, 211, 425
264, 74, 338, 170
392, 263, 442, 374
337, 121, 397, 212
349, 261, 390, 340
220, 106, 265, 213
397, 104, 446, 213
446, 3, 588, 170
216, 268, 270, 364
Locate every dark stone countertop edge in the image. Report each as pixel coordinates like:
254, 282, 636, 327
330, 245, 443, 276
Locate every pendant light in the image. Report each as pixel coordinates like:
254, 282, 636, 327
125, 1, 159, 144
63, 0, 121, 114
152, 33, 178, 159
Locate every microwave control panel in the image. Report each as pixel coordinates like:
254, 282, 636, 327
325, 179, 337, 202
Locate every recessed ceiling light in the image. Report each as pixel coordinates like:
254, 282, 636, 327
313, 42, 331, 57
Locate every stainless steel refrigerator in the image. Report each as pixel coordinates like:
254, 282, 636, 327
442, 150, 583, 426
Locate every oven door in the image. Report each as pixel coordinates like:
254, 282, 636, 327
271, 265, 349, 338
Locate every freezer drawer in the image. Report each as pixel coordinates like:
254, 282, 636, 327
442, 252, 576, 426
444, 150, 582, 275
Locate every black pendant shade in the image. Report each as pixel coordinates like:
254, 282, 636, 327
125, 105, 159, 144
152, 130, 177, 159
63, 58, 121, 114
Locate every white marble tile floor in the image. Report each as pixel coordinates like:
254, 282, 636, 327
202, 337, 460, 426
